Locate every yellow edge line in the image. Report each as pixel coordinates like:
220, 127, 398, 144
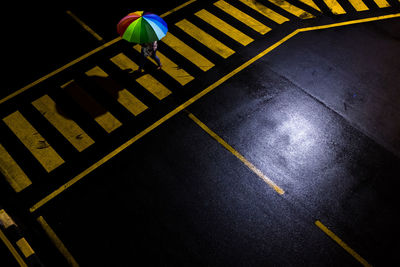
0, 228, 27, 267
37, 216, 79, 267
188, 113, 284, 195
300, 13, 400, 32
0, 0, 197, 106
29, 13, 400, 212
315, 220, 372, 267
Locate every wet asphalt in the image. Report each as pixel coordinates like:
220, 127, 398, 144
1, 4, 400, 267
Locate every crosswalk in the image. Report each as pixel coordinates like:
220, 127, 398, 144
0, 0, 397, 195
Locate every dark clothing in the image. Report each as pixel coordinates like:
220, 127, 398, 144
139, 41, 161, 70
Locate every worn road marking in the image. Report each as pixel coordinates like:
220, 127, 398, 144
162, 32, 215, 71
66, 10, 104, 42
214, 0, 271, 34
0, 144, 32, 192
3, 111, 64, 173
315, 220, 372, 267
85, 66, 148, 116
188, 112, 285, 195
347, 0, 369, 11
37, 216, 79, 267
136, 75, 172, 100
373, 0, 390, 7
16, 238, 35, 258
29, 14, 400, 212
0, 228, 27, 267
195, 9, 254, 46
321, 0, 347, 14
298, 0, 322, 11
133, 45, 194, 86
239, 0, 290, 24
32, 94, 95, 152
268, 0, 315, 19
61, 80, 122, 133
0, 0, 196, 106
176, 19, 235, 58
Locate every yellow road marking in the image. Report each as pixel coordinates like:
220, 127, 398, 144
321, 0, 347, 14
111, 53, 172, 100
298, 0, 322, 11
16, 238, 35, 258
0, 144, 32, 192
32, 95, 95, 152
37, 216, 79, 267
195, 9, 254, 46
0, 209, 16, 228
214, 0, 271, 34
347, 0, 369, 11
0, 228, 27, 267
29, 13, 400, 212
110, 52, 139, 73
176, 19, 235, 59
239, 0, 290, 24
66, 10, 104, 42
268, 0, 315, 19
85, 66, 148, 116
133, 45, 194, 86
188, 113, 284, 195
3, 111, 64, 173
162, 32, 215, 71
299, 13, 400, 31
0, 0, 196, 106
61, 80, 122, 133
160, 0, 197, 17
136, 75, 172, 100
315, 220, 372, 267
372, 0, 390, 8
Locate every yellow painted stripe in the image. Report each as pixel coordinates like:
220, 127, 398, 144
298, 0, 322, 11
37, 216, 79, 267
0, 0, 196, 106
0, 228, 27, 267
239, 0, 290, 24
0, 144, 32, 192
315, 221, 372, 267
195, 9, 254, 46
16, 238, 35, 258
3, 111, 64, 173
214, 0, 271, 34
61, 80, 122, 133
29, 14, 400, 212
347, 0, 369, 11
133, 45, 194, 86
162, 32, 215, 71
373, 0, 390, 8
136, 75, 172, 100
160, 0, 197, 17
85, 66, 148, 116
188, 113, 284, 195
321, 0, 346, 14
299, 13, 400, 31
110, 52, 140, 72
268, 0, 315, 18
176, 19, 235, 58
0, 209, 16, 229
66, 10, 104, 42
32, 95, 95, 152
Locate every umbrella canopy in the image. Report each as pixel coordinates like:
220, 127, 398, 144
117, 11, 168, 44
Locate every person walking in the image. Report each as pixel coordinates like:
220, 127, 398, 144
139, 41, 162, 72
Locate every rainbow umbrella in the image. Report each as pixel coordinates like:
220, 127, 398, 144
117, 11, 168, 44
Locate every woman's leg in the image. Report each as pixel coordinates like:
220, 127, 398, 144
151, 51, 162, 68
139, 48, 146, 71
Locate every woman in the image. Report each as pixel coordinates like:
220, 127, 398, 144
139, 41, 162, 72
